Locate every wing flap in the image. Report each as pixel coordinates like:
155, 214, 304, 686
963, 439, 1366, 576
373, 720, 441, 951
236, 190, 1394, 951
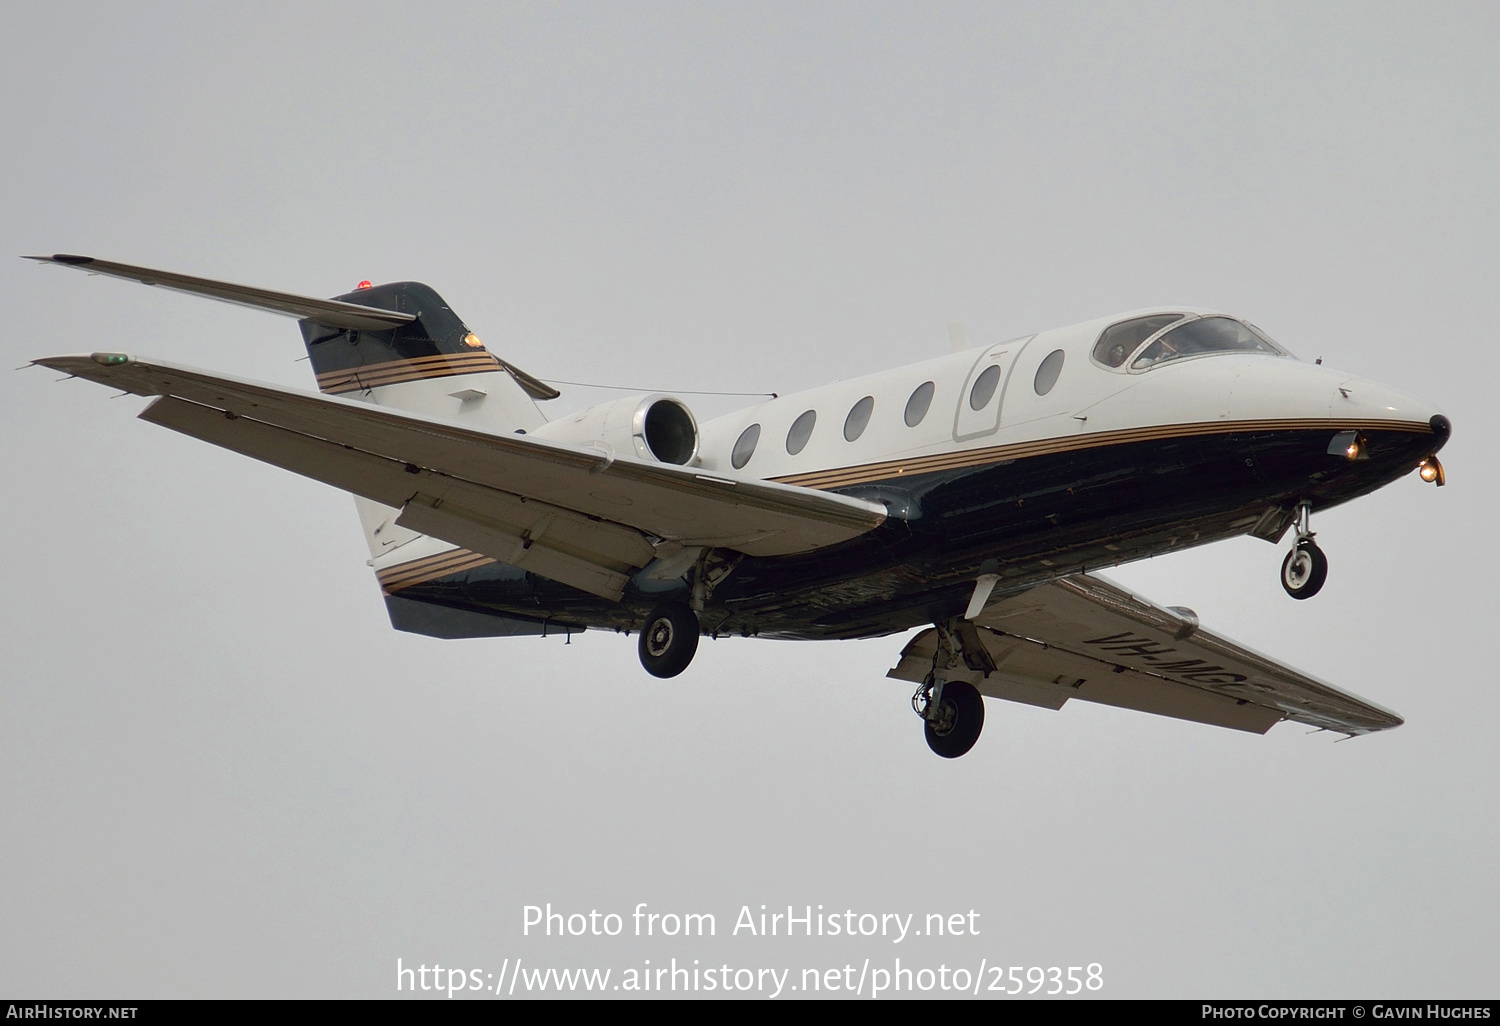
973, 574, 1401, 734
888, 625, 1283, 731
405, 479, 656, 570
395, 486, 654, 601
141, 396, 647, 599
888, 573, 1401, 736
395, 499, 631, 600
888, 629, 1072, 711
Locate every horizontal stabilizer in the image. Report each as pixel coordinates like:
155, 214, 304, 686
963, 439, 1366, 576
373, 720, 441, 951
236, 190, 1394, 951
24, 254, 415, 332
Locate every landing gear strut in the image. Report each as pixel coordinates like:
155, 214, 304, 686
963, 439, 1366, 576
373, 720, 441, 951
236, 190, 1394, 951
638, 603, 700, 678
1281, 502, 1328, 600
912, 676, 985, 759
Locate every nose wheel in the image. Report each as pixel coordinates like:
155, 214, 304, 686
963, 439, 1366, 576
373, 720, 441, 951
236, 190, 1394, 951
1281, 540, 1328, 599
1280, 503, 1328, 600
638, 603, 700, 678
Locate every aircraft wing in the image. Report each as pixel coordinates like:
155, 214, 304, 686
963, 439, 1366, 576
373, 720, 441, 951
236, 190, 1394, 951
888, 573, 1402, 736
35, 354, 887, 601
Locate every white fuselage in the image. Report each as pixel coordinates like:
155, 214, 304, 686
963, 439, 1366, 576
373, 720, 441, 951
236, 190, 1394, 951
690, 307, 1440, 486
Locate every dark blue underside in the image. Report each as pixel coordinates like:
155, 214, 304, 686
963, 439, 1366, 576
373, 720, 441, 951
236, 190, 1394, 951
388, 424, 1442, 641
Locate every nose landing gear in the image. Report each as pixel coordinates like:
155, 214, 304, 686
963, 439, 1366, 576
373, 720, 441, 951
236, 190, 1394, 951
1281, 503, 1328, 600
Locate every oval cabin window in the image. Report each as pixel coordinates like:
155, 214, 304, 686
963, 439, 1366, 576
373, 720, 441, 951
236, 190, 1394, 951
969, 365, 1001, 410
904, 381, 935, 427
731, 423, 760, 469
1034, 349, 1065, 395
844, 396, 875, 441
786, 410, 817, 455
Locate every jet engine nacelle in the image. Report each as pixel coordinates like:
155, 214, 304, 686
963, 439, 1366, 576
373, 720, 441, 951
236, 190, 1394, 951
531, 393, 699, 466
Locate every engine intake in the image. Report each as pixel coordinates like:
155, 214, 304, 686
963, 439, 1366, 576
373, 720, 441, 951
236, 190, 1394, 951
531, 394, 699, 466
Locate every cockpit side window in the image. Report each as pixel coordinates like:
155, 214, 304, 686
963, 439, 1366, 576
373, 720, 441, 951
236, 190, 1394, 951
1131, 316, 1285, 370
1091, 314, 1185, 368
1243, 321, 1292, 356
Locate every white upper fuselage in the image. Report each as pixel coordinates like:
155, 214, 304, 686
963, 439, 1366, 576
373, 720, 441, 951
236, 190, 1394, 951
688, 307, 1441, 485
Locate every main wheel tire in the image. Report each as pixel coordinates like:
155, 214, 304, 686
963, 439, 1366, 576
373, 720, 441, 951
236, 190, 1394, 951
1281, 540, 1329, 600
924, 680, 986, 759
638, 604, 700, 678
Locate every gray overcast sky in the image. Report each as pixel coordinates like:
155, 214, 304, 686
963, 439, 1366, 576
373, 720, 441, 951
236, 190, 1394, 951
2, 1, 1496, 999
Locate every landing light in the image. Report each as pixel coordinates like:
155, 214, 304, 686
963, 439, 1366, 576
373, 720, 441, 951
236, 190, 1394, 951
1418, 456, 1446, 486
1327, 430, 1367, 460
462, 332, 483, 349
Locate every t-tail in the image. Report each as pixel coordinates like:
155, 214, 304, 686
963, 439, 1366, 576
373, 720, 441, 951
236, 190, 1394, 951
301, 278, 559, 423
25, 254, 562, 631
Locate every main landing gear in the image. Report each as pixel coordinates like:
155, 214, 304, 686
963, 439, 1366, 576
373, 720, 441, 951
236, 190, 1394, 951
906, 621, 990, 756
1281, 502, 1329, 600
910, 620, 992, 758
638, 603, 700, 678
913, 677, 986, 758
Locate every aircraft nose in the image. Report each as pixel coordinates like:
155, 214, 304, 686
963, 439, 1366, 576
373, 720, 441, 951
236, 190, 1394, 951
1333, 373, 1446, 438
1429, 413, 1452, 448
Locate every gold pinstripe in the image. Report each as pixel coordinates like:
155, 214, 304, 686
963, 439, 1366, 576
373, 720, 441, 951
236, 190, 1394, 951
771, 418, 1434, 490
377, 547, 497, 594
318, 352, 503, 395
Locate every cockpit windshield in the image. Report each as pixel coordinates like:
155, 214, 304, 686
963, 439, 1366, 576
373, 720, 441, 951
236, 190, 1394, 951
1131, 316, 1285, 369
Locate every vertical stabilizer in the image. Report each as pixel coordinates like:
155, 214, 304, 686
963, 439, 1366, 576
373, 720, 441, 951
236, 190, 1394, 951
299, 280, 554, 433
297, 280, 556, 587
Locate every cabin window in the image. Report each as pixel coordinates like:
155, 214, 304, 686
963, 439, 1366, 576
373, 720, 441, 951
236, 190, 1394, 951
844, 396, 875, 441
1091, 314, 1185, 368
904, 381, 935, 426
786, 410, 817, 455
1034, 349, 1065, 395
731, 423, 760, 469
969, 365, 1001, 410
1132, 316, 1284, 370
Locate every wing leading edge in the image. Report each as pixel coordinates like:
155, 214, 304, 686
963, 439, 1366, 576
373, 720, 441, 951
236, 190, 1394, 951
36, 353, 887, 601
888, 573, 1402, 736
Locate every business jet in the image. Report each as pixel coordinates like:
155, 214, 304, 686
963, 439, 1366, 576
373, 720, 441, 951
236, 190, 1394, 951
26, 255, 1450, 757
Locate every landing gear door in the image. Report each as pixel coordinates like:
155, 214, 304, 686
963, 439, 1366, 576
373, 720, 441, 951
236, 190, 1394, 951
953, 337, 1033, 442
